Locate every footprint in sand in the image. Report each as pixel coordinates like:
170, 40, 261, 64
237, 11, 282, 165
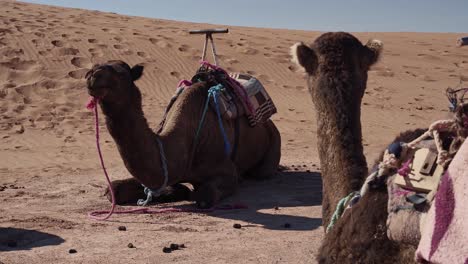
113, 44, 124, 50
113, 36, 123, 42
57, 47, 79, 56
70, 57, 92, 68
149, 38, 172, 48
178, 44, 189, 52
34, 32, 45, 37
170, 71, 181, 78
88, 48, 104, 57
287, 65, 299, 72
68, 68, 89, 79
87, 38, 98, 44
137, 51, 148, 58
51, 40, 65, 47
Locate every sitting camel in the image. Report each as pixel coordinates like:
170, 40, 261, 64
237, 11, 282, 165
85, 60, 281, 208
291, 32, 428, 263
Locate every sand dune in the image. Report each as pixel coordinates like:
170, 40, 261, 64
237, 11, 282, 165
0, 1, 467, 263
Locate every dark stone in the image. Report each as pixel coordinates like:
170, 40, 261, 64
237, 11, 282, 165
68, 249, 77, 254
170, 243, 179, 250
118, 226, 127, 231
163, 247, 172, 253
127, 243, 135, 248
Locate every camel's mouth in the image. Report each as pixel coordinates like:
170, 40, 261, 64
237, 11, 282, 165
87, 85, 108, 99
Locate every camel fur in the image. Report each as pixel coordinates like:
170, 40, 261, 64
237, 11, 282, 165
85, 60, 281, 208
291, 32, 428, 263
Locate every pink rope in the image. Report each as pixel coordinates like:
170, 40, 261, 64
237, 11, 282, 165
177, 79, 193, 88
87, 97, 116, 221
397, 158, 413, 177
85, 97, 247, 221
199, 60, 255, 115
392, 188, 412, 197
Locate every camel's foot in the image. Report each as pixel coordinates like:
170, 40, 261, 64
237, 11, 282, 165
104, 179, 194, 205
155, 183, 193, 203
192, 183, 221, 209
104, 178, 143, 205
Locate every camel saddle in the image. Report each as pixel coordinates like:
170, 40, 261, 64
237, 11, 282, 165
393, 147, 445, 193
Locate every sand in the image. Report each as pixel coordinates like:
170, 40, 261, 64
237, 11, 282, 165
0, 1, 467, 263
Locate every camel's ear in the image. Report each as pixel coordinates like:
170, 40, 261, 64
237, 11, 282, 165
290, 42, 318, 75
130, 64, 144, 81
363, 39, 383, 66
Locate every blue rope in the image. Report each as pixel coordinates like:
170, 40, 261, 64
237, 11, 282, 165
137, 137, 169, 206
194, 84, 231, 155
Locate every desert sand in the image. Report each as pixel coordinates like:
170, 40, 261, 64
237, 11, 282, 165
0, 1, 467, 263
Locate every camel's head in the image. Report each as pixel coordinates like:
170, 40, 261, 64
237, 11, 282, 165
290, 32, 383, 98
85, 60, 144, 102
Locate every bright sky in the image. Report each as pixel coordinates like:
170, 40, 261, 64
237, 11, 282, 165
23, 0, 468, 33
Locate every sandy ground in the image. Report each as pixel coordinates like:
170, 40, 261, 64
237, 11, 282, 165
0, 1, 467, 263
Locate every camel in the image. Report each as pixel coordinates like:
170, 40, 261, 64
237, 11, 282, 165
291, 32, 427, 263
85, 60, 281, 208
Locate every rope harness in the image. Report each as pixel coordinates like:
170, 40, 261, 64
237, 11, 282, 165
86, 97, 246, 220
195, 84, 232, 155
136, 137, 169, 206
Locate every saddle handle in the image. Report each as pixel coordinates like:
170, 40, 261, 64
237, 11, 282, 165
189, 28, 229, 35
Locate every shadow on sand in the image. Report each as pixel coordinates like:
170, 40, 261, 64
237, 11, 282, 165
0, 227, 65, 252
110, 170, 323, 231
210, 170, 323, 231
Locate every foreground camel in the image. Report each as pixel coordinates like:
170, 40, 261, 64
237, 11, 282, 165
85, 60, 281, 208
292, 32, 425, 263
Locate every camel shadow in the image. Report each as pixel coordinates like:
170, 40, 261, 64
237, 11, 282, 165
110, 170, 323, 231
0, 227, 65, 251
209, 170, 323, 231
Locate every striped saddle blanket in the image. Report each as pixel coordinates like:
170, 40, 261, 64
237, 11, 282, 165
211, 73, 277, 126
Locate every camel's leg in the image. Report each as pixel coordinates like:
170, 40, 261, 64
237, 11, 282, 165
191, 160, 239, 208
104, 178, 144, 205
246, 121, 281, 179
105, 178, 192, 205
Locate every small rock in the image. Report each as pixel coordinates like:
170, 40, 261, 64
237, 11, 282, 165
302, 165, 307, 167
284, 223, 291, 228
233, 223, 242, 229
294, 168, 299, 171
274, 206, 279, 210
162, 247, 172, 253
306, 170, 311, 173
68, 249, 77, 254
118, 226, 127, 231
127, 243, 135, 248
170, 243, 179, 250
7, 240, 17, 248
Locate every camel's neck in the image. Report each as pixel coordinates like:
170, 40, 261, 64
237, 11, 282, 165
314, 93, 368, 227
316, 103, 368, 193
99, 89, 188, 189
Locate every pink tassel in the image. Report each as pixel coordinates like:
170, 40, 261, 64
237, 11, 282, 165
86, 97, 97, 110
398, 158, 413, 177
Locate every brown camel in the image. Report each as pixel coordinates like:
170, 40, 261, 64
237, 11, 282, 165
85, 60, 281, 208
291, 32, 426, 263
